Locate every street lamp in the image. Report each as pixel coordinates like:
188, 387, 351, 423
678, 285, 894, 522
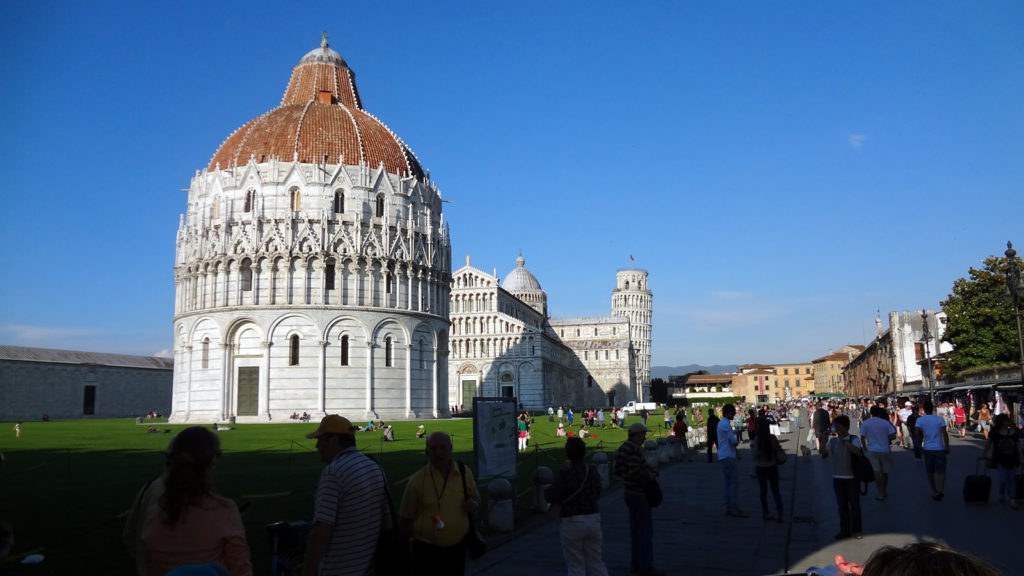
921, 310, 933, 403
1006, 242, 1024, 402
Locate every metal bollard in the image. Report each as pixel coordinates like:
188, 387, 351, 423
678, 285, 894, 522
593, 452, 610, 489
487, 478, 515, 532
533, 466, 553, 512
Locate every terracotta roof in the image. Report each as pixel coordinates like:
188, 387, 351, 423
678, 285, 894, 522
208, 37, 424, 179
812, 352, 853, 363
684, 374, 734, 384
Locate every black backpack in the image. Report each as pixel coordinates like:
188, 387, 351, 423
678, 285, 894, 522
849, 439, 875, 495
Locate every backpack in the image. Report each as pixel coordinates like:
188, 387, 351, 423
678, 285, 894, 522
849, 438, 875, 494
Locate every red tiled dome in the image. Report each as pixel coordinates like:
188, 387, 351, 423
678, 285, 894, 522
208, 37, 424, 179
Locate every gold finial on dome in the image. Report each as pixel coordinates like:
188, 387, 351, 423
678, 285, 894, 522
321, 30, 328, 48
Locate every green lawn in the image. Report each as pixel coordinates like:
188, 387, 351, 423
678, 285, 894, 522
0, 414, 667, 575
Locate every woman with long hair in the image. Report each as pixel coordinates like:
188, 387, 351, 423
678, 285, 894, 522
129, 426, 252, 576
546, 436, 609, 576
983, 413, 1022, 509
753, 416, 784, 522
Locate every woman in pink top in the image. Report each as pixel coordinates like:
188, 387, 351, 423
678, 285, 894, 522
139, 427, 252, 576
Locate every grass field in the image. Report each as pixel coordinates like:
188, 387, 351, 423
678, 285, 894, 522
0, 413, 679, 575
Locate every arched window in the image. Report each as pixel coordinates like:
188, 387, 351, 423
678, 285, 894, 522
375, 194, 385, 218
211, 196, 220, 219
587, 375, 593, 388
594, 327, 598, 336
289, 335, 300, 366
419, 339, 425, 369
625, 281, 630, 290
201, 337, 210, 369
290, 188, 301, 211
333, 189, 344, 213
384, 336, 393, 367
340, 335, 349, 366
240, 260, 252, 291
244, 189, 256, 213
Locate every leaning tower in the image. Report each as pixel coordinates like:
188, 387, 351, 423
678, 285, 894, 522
612, 269, 652, 401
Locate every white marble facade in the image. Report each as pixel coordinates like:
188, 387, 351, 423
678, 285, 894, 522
449, 255, 652, 410
170, 39, 451, 423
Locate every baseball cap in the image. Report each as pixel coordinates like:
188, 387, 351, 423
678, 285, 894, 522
306, 415, 356, 438
904, 401, 912, 407
628, 423, 649, 436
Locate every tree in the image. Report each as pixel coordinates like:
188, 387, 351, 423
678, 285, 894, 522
649, 378, 668, 404
940, 253, 1023, 375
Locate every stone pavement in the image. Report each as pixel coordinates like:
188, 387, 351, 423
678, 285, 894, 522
468, 420, 1009, 576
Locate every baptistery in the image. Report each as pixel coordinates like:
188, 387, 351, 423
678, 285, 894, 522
170, 36, 451, 423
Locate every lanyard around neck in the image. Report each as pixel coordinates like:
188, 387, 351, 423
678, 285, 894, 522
429, 463, 452, 509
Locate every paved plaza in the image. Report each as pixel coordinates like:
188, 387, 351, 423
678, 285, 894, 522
469, 421, 1014, 575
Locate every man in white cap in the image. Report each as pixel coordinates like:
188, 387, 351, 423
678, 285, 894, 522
302, 415, 389, 576
898, 401, 914, 449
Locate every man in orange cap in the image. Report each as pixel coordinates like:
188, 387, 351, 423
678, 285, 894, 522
302, 415, 389, 576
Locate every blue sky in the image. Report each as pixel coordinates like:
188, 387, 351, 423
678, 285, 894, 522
1, 2, 1021, 366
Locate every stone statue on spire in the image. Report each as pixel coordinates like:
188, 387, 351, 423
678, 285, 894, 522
321, 31, 328, 48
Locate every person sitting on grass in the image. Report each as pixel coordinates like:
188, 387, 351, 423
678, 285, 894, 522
557, 423, 567, 437
415, 425, 426, 439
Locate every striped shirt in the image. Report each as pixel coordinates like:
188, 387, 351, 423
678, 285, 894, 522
313, 447, 387, 576
614, 439, 654, 492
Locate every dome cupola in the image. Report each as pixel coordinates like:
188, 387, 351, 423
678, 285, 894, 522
208, 33, 424, 179
503, 254, 547, 316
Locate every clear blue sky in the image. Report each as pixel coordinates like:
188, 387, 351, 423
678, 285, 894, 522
1, 1, 1021, 366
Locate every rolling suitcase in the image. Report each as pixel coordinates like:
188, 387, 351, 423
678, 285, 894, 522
963, 457, 991, 504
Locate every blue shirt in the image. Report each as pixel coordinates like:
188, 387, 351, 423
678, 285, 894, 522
915, 414, 947, 451
717, 417, 738, 460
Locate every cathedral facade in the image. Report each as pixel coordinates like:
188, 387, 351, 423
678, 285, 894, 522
169, 38, 451, 423
449, 255, 652, 410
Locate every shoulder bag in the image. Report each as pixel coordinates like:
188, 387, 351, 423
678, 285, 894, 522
370, 458, 412, 576
644, 473, 663, 508
548, 464, 590, 518
458, 461, 487, 559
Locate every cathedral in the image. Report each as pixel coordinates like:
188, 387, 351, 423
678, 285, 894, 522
169, 38, 651, 422
449, 255, 651, 411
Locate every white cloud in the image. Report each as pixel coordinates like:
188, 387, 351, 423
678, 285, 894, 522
0, 324, 100, 344
848, 134, 867, 149
153, 348, 174, 358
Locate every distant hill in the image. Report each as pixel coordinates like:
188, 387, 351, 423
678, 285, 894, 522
652, 365, 739, 379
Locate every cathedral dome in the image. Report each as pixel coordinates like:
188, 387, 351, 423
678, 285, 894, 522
502, 254, 542, 292
208, 35, 424, 180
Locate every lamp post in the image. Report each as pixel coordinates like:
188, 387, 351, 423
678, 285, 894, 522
921, 310, 934, 403
1006, 242, 1024, 403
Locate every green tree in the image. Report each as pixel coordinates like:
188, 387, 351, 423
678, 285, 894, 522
649, 377, 668, 404
940, 253, 1023, 375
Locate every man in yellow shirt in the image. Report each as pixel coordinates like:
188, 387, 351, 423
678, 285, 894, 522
399, 431, 480, 574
